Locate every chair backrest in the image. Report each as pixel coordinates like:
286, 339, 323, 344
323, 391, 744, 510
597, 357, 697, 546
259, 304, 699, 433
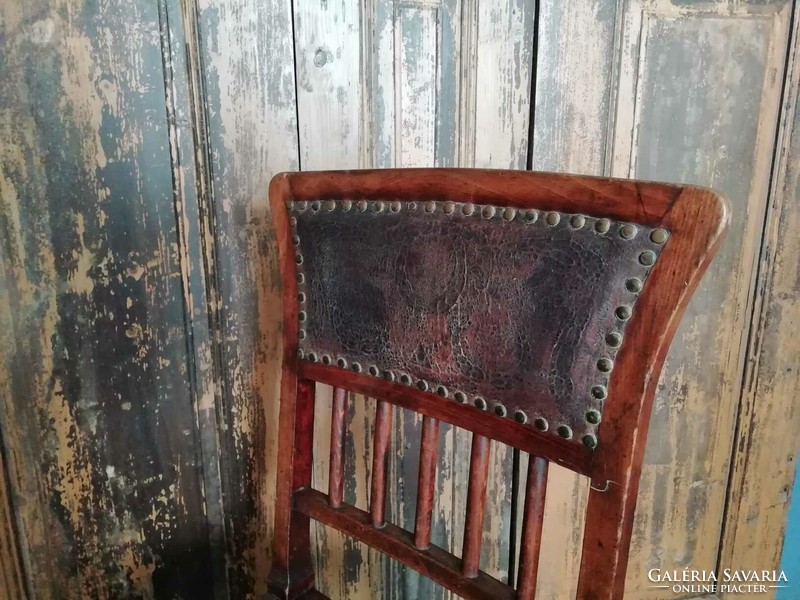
267, 169, 728, 600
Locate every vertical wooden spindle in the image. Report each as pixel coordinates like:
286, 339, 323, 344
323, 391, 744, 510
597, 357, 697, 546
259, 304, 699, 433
508, 447, 522, 585
462, 434, 491, 578
516, 456, 549, 599
328, 387, 347, 508
414, 415, 440, 549
370, 400, 393, 528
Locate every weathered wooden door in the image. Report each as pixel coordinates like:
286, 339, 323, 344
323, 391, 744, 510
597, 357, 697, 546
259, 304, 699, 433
1, 0, 798, 599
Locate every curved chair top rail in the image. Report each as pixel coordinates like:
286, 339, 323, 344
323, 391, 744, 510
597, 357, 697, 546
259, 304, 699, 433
270, 168, 729, 485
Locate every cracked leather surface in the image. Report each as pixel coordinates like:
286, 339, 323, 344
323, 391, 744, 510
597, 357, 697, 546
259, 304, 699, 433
290, 200, 665, 446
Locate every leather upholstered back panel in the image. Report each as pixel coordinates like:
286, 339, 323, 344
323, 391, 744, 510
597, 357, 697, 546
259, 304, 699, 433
289, 198, 668, 448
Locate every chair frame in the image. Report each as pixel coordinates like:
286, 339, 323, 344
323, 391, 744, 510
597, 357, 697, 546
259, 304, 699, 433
266, 169, 728, 600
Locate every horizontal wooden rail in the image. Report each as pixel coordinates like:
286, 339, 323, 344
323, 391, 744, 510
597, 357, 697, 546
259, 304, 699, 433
299, 361, 593, 476
294, 489, 515, 600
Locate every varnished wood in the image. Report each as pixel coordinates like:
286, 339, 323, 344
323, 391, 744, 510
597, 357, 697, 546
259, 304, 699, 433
370, 401, 393, 528
295, 488, 515, 600
414, 416, 440, 550
328, 387, 347, 508
268, 169, 728, 600
516, 457, 548, 598
269, 378, 317, 600
280, 169, 681, 227
577, 188, 729, 599
299, 361, 593, 475
463, 435, 491, 578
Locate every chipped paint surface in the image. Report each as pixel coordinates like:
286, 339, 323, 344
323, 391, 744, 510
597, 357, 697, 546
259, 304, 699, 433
1, 0, 798, 599
194, 0, 298, 594
0, 0, 215, 597
530, 1, 794, 599
719, 12, 800, 600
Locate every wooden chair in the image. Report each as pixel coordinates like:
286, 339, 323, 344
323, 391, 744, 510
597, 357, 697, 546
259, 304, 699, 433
266, 169, 728, 600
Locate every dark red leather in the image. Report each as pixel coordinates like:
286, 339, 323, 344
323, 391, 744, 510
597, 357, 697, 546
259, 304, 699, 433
290, 199, 666, 447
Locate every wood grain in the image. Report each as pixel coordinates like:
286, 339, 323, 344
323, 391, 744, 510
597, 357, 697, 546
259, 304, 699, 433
531, 2, 794, 598
618, 8, 792, 597
370, 402, 393, 528
0, 438, 24, 600
516, 457, 548, 599
193, 0, 299, 593
270, 168, 727, 600
328, 387, 348, 509
718, 10, 800, 600
1, 0, 796, 598
0, 1, 217, 597
462, 435, 490, 578
414, 416, 440, 551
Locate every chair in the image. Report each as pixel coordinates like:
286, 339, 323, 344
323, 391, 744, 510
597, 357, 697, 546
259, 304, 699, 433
266, 169, 728, 600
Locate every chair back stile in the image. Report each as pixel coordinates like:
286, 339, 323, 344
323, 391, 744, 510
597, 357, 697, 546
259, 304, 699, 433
266, 169, 728, 600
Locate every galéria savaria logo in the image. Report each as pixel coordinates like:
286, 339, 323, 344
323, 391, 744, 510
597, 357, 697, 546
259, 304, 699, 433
648, 569, 789, 595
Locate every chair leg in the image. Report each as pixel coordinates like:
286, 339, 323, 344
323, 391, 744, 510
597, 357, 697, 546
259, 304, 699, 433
576, 471, 641, 600
267, 377, 317, 599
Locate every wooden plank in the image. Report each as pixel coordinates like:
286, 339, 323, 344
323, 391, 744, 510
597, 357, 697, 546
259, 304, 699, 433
396, 6, 438, 168
394, 8, 456, 597
532, 0, 618, 175
470, 0, 535, 170
296, 488, 516, 600
0, 435, 25, 600
530, 2, 792, 598
294, 0, 363, 169
370, 0, 461, 169
193, 0, 299, 594
160, 0, 228, 593
612, 6, 792, 598
0, 0, 218, 597
718, 8, 800, 600
529, 3, 616, 596
369, 2, 461, 597
516, 457, 548, 599
460, 3, 535, 595
291, 1, 372, 596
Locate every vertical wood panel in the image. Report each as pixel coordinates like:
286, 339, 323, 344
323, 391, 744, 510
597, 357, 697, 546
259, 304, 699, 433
0, 0, 218, 597
471, 0, 535, 170
292, 1, 373, 596
532, 0, 618, 175
613, 5, 791, 597
462, 4, 535, 596
396, 7, 438, 168
531, 6, 618, 587
194, 0, 299, 594
294, 0, 363, 168
719, 9, 800, 599
0, 435, 24, 599
529, 4, 615, 597
531, 2, 792, 598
